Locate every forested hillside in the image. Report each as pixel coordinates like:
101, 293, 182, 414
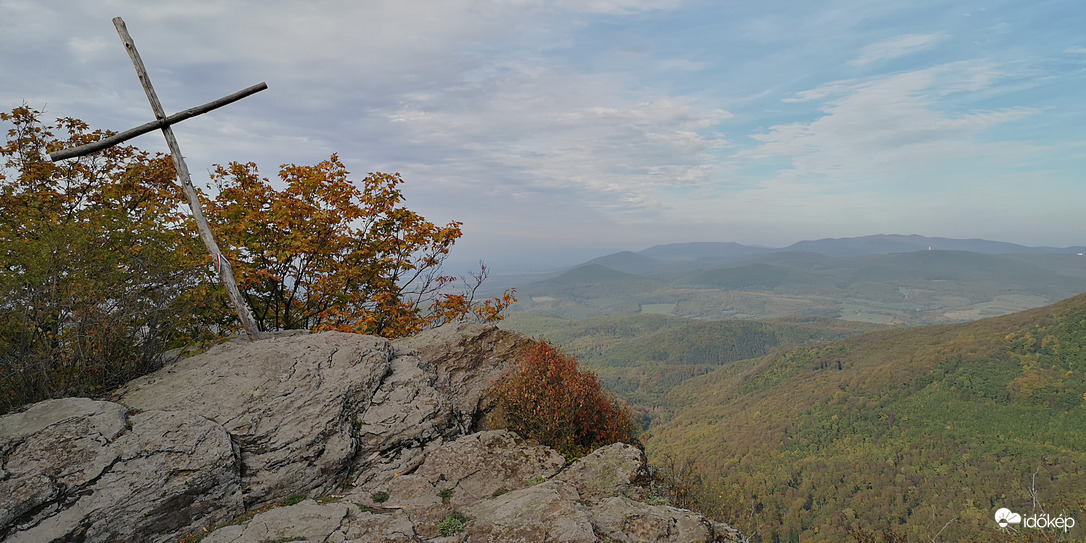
501, 313, 881, 414
646, 292, 1086, 541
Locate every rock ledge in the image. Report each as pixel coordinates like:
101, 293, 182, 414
0, 324, 744, 542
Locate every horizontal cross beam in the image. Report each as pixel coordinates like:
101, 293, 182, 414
48, 81, 267, 162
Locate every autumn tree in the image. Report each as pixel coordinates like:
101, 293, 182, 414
203, 156, 515, 338
1, 106, 513, 413
0, 106, 210, 413
488, 339, 637, 460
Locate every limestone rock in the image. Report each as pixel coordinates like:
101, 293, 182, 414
202, 499, 420, 543
378, 430, 566, 507
463, 482, 597, 542
201, 499, 352, 543
0, 397, 242, 543
346, 324, 531, 491
115, 331, 395, 506
210, 429, 746, 542
363, 429, 567, 538
592, 497, 726, 543
341, 509, 418, 543
115, 324, 528, 508
398, 322, 528, 427
553, 442, 649, 503
4, 324, 746, 542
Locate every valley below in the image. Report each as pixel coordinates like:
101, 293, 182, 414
498, 236, 1086, 542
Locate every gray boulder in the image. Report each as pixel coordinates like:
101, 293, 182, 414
347, 324, 531, 492
115, 331, 395, 507
590, 496, 743, 543
553, 442, 650, 503
114, 324, 528, 508
202, 431, 745, 542
379, 429, 566, 507
463, 442, 744, 543
464, 481, 598, 542
200, 498, 419, 543
0, 397, 241, 543
200, 499, 356, 543
366, 429, 568, 539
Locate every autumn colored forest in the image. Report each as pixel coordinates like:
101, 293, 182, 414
569, 294, 1086, 541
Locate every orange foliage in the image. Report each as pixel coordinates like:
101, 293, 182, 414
203, 156, 514, 338
0, 106, 512, 413
489, 340, 637, 459
0, 106, 210, 412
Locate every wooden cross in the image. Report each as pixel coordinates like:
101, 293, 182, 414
49, 17, 267, 340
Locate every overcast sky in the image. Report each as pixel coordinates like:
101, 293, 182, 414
2, 0, 1084, 272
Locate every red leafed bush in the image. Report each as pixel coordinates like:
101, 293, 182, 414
488, 340, 638, 460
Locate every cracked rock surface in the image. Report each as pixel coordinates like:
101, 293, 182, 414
0, 397, 241, 543
204, 431, 745, 543
347, 324, 529, 492
115, 330, 397, 507
0, 323, 745, 542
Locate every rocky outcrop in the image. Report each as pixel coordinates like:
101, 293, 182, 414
112, 323, 527, 508
0, 323, 744, 543
200, 431, 743, 543
348, 324, 529, 492
113, 330, 394, 507
0, 398, 241, 543
464, 440, 743, 543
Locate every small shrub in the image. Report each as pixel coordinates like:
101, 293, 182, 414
370, 490, 389, 503
492, 486, 510, 497
437, 511, 468, 536
643, 496, 669, 506
527, 475, 547, 486
282, 493, 306, 506
437, 488, 453, 504
488, 340, 638, 460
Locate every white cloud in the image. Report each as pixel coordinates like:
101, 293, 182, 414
849, 33, 942, 67
374, 65, 732, 219
741, 62, 1037, 180
667, 57, 1076, 248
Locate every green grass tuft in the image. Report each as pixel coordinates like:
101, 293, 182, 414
437, 511, 468, 536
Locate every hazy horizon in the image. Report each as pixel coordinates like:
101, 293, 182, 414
3, 1, 1084, 275
447, 233, 1086, 276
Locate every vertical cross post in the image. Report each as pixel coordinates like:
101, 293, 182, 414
111, 17, 266, 340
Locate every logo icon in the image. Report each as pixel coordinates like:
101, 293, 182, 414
995, 508, 1022, 528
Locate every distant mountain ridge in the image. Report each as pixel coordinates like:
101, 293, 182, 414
514, 235, 1086, 325
639, 234, 1086, 262
638, 241, 775, 262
